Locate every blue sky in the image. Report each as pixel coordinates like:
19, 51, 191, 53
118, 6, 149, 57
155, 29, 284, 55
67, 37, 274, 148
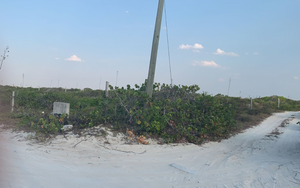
1, 0, 300, 100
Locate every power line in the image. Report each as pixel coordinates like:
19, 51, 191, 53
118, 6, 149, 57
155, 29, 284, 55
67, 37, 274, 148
22, 74, 25, 87
227, 77, 231, 96
116, 71, 118, 86
164, 1, 173, 86
99, 76, 102, 89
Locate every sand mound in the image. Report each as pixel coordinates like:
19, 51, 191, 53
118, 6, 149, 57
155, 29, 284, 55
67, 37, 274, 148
1, 111, 300, 188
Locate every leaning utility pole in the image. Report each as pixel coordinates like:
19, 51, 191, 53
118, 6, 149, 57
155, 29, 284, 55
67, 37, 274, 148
146, 0, 165, 98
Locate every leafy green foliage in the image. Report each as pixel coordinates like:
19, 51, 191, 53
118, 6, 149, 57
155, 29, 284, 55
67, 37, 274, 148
1, 84, 299, 144
30, 113, 67, 134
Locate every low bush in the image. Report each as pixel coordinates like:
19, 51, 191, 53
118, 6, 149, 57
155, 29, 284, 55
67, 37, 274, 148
1, 84, 299, 144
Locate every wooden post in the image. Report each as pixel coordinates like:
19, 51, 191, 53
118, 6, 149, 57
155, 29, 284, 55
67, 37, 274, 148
250, 97, 252, 110
105, 81, 109, 97
146, 0, 165, 98
11, 91, 15, 112
278, 98, 280, 108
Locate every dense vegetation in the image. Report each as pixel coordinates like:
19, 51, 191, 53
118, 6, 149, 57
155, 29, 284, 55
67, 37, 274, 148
0, 84, 299, 144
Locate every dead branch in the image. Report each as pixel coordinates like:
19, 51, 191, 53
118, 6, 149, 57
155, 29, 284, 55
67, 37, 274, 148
98, 144, 146, 154
73, 139, 87, 148
112, 90, 133, 122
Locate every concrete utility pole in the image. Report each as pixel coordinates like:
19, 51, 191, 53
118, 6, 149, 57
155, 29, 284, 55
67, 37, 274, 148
146, 0, 165, 98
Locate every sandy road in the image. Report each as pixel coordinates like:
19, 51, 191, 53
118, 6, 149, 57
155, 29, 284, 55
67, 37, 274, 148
1, 111, 300, 188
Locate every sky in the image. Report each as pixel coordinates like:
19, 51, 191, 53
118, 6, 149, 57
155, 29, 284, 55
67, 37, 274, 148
0, 0, 300, 100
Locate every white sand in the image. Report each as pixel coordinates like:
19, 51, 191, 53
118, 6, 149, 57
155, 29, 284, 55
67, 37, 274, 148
1, 111, 300, 188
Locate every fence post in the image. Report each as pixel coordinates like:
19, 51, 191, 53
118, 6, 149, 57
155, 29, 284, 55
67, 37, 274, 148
105, 81, 109, 97
278, 98, 280, 108
250, 97, 252, 110
11, 91, 15, 112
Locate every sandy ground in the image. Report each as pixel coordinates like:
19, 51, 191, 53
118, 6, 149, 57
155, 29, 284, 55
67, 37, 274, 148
1, 111, 300, 188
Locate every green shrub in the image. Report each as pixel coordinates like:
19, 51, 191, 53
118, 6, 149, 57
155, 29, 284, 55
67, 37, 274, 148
1, 84, 299, 144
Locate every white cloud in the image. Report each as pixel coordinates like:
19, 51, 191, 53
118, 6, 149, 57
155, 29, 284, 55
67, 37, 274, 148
219, 78, 225, 82
55, 57, 60, 60
294, 76, 299, 80
213, 48, 239, 56
214, 49, 225, 55
65, 55, 83, 62
192, 60, 220, 68
193, 43, 203, 49
179, 44, 191, 49
254, 52, 259, 55
179, 43, 204, 50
